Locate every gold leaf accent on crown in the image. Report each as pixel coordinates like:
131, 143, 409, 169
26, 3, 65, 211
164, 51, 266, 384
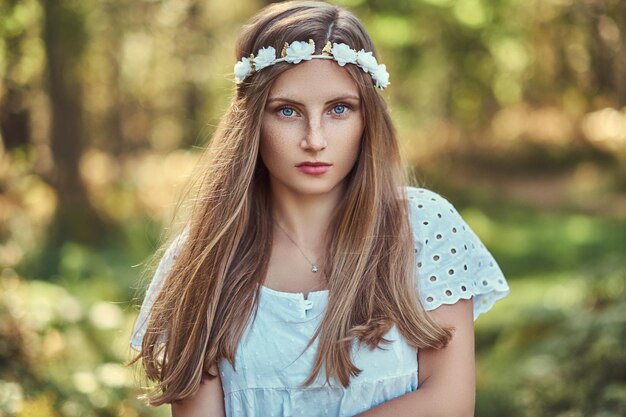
281, 42, 289, 57
322, 41, 332, 56
308, 39, 315, 50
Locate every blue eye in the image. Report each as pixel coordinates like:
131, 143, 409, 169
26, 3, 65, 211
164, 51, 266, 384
279, 107, 295, 117
333, 104, 348, 115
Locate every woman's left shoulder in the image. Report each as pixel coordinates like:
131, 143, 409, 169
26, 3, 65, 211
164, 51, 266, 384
402, 185, 455, 208
401, 185, 511, 321
402, 185, 472, 226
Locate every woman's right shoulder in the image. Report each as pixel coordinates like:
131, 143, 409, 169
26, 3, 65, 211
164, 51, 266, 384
129, 224, 191, 351
168, 225, 191, 255
150, 225, 191, 284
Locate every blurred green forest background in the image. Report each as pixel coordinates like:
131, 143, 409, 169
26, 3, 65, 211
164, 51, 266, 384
1, 0, 625, 415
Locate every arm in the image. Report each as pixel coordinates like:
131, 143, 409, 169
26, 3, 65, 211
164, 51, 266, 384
171, 364, 226, 417
354, 298, 475, 417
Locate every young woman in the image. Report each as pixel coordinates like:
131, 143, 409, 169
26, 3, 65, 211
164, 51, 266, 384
128, 1, 510, 416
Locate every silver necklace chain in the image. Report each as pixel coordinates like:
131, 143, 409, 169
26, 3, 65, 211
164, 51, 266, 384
273, 218, 319, 273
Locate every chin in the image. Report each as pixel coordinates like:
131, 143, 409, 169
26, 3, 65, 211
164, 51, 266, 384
286, 180, 343, 197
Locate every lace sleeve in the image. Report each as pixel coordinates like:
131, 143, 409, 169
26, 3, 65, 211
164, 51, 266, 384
406, 187, 510, 321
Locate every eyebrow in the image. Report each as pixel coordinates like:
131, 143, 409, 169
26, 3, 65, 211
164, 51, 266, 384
267, 94, 361, 105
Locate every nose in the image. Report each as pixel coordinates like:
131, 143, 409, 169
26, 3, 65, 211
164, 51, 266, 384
301, 118, 327, 152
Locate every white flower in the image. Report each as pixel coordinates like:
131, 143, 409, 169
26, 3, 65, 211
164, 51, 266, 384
372, 63, 390, 89
331, 43, 357, 66
356, 49, 379, 73
254, 46, 277, 71
284, 40, 315, 64
233, 40, 390, 90
234, 57, 252, 83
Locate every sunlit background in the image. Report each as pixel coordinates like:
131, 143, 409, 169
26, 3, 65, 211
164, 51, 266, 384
1, 0, 625, 415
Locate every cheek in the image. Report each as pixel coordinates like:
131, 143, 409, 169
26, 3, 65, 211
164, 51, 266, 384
259, 120, 274, 158
259, 123, 288, 167
335, 121, 364, 161
259, 135, 274, 168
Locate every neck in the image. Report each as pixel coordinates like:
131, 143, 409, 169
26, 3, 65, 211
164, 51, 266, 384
269, 181, 346, 250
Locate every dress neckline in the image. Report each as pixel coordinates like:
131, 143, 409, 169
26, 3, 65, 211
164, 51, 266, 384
259, 283, 329, 300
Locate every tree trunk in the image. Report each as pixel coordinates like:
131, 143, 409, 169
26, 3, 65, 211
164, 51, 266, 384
0, 0, 31, 152
40, 0, 115, 277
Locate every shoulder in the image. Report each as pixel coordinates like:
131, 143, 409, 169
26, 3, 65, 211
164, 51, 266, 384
402, 185, 484, 258
403, 186, 511, 320
169, 225, 191, 256
402, 186, 463, 232
129, 224, 191, 351
403, 185, 455, 208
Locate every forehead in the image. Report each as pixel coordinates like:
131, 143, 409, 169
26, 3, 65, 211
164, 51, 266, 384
268, 59, 360, 101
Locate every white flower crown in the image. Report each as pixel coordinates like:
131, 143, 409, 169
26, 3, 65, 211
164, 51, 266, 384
234, 39, 390, 90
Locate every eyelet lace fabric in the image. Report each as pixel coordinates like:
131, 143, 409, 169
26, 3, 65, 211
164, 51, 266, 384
407, 187, 510, 319
130, 186, 510, 416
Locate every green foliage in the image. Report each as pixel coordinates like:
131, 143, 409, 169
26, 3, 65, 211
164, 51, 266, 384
0, 267, 170, 417
1, 0, 626, 415
463, 204, 626, 277
476, 264, 626, 416
434, 196, 626, 416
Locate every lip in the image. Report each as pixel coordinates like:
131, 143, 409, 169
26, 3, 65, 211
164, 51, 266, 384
297, 164, 331, 175
296, 161, 332, 167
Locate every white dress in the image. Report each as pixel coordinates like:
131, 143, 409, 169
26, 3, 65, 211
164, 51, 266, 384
130, 186, 510, 416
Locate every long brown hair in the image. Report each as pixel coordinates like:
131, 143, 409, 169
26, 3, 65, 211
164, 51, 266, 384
129, 0, 453, 406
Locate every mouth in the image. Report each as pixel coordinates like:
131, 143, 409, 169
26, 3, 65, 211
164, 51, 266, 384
296, 162, 332, 175
296, 162, 332, 167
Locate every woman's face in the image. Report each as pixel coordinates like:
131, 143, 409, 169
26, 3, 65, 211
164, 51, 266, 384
260, 59, 365, 198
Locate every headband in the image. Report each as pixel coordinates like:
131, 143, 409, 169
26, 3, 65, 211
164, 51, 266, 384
233, 39, 390, 89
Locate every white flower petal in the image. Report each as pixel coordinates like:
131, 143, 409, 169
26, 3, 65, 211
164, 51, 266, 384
254, 46, 277, 71
234, 57, 252, 83
331, 43, 357, 66
356, 49, 379, 73
285, 40, 315, 64
372, 63, 390, 89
